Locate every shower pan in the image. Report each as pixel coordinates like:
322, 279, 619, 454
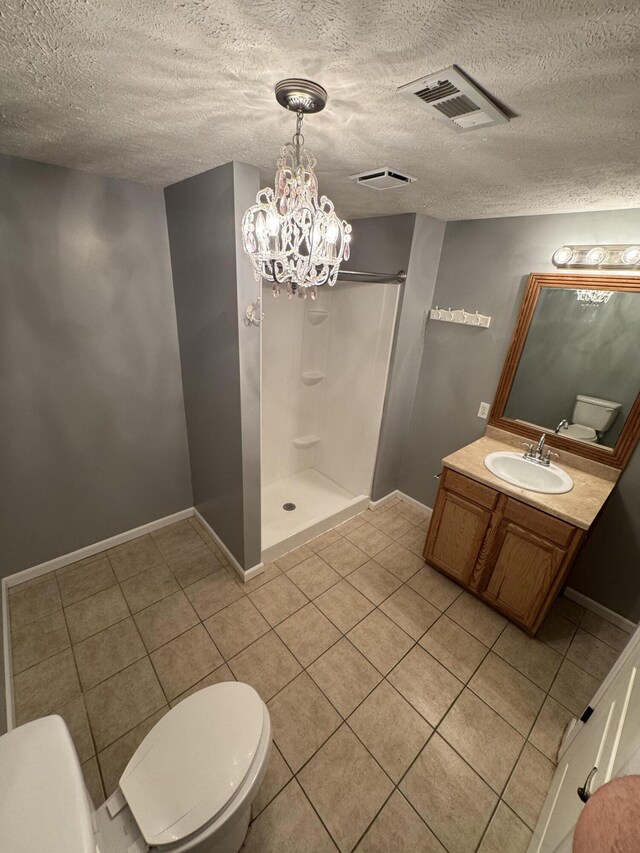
261, 274, 401, 563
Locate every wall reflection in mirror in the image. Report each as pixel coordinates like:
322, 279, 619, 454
504, 287, 640, 449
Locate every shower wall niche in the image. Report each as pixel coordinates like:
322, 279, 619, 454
261, 280, 399, 561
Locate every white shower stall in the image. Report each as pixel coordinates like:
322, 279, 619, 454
261, 278, 400, 562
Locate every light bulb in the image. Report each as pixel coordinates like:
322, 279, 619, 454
552, 246, 574, 266
255, 213, 267, 244
586, 246, 607, 266
266, 208, 280, 237
621, 246, 640, 266
326, 219, 339, 244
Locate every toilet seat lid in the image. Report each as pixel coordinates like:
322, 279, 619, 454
120, 682, 265, 848
564, 423, 597, 441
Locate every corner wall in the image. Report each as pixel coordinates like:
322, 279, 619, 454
373, 214, 446, 499
337, 212, 447, 500
397, 207, 640, 621
165, 161, 261, 570
0, 154, 193, 579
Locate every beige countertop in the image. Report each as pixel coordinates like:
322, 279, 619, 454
442, 435, 617, 530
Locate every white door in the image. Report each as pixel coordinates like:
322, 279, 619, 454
529, 632, 640, 852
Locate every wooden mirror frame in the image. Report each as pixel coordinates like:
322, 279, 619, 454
490, 272, 640, 470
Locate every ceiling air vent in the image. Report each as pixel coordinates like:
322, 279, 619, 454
349, 168, 417, 190
397, 65, 510, 133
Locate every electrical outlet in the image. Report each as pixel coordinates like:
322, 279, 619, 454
478, 402, 491, 419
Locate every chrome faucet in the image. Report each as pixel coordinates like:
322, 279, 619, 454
522, 434, 559, 467
555, 419, 569, 434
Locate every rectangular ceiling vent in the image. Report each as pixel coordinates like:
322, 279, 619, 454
397, 65, 510, 133
349, 168, 417, 190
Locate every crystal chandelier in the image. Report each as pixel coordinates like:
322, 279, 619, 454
242, 79, 352, 300
575, 289, 613, 307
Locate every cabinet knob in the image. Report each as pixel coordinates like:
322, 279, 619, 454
434, 474, 441, 480
577, 766, 598, 803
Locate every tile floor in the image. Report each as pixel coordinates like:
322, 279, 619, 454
7, 498, 631, 853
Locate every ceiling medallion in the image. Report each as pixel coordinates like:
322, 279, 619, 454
242, 78, 352, 300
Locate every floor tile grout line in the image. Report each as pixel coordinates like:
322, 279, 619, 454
287, 776, 341, 852
268, 627, 436, 782
262, 706, 432, 851
9, 510, 630, 646
471, 689, 555, 852
9, 565, 592, 738
348, 785, 399, 852
261, 558, 572, 845
287, 713, 401, 853
6, 507, 614, 844
12, 548, 431, 735
79, 681, 107, 800
65, 556, 556, 816
10, 612, 73, 678
64, 598, 133, 648
93, 703, 170, 798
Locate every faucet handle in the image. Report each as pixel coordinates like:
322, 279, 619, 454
522, 442, 534, 457
544, 450, 560, 464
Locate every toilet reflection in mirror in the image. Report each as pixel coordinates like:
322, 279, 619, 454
503, 286, 640, 449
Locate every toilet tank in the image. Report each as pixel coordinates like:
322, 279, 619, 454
572, 395, 622, 432
0, 715, 96, 853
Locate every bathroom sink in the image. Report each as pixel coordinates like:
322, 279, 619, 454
484, 451, 574, 494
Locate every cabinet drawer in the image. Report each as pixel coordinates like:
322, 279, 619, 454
442, 468, 499, 510
502, 497, 575, 548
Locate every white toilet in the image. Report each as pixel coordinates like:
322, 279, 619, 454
0, 682, 271, 853
561, 394, 621, 444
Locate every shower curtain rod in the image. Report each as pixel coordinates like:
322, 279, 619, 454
336, 269, 407, 284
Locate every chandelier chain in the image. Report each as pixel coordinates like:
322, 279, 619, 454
292, 110, 305, 167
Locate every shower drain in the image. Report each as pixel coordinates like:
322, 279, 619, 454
283, 502, 296, 511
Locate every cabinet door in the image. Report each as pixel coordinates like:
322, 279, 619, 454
425, 487, 492, 585
482, 521, 565, 627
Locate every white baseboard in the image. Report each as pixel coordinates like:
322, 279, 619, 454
3, 508, 195, 590
564, 587, 636, 634
2, 507, 194, 732
369, 490, 433, 517
1, 577, 12, 731
1, 505, 267, 730
369, 493, 397, 510
193, 509, 263, 581
396, 491, 433, 516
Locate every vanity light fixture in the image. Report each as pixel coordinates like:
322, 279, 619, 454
585, 246, 607, 266
552, 244, 640, 269
241, 78, 351, 300
552, 246, 574, 266
621, 246, 640, 266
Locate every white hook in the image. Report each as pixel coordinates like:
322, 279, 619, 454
245, 297, 264, 326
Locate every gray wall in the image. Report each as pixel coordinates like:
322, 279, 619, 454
397, 207, 640, 621
505, 288, 640, 446
165, 161, 261, 569
0, 154, 193, 578
0, 634, 4, 734
232, 163, 262, 568
341, 213, 446, 500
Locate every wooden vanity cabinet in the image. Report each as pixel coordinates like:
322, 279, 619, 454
424, 468, 586, 635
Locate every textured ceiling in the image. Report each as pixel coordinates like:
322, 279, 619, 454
1, 0, 639, 220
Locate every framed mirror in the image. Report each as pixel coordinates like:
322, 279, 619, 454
490, 273, 640, 469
